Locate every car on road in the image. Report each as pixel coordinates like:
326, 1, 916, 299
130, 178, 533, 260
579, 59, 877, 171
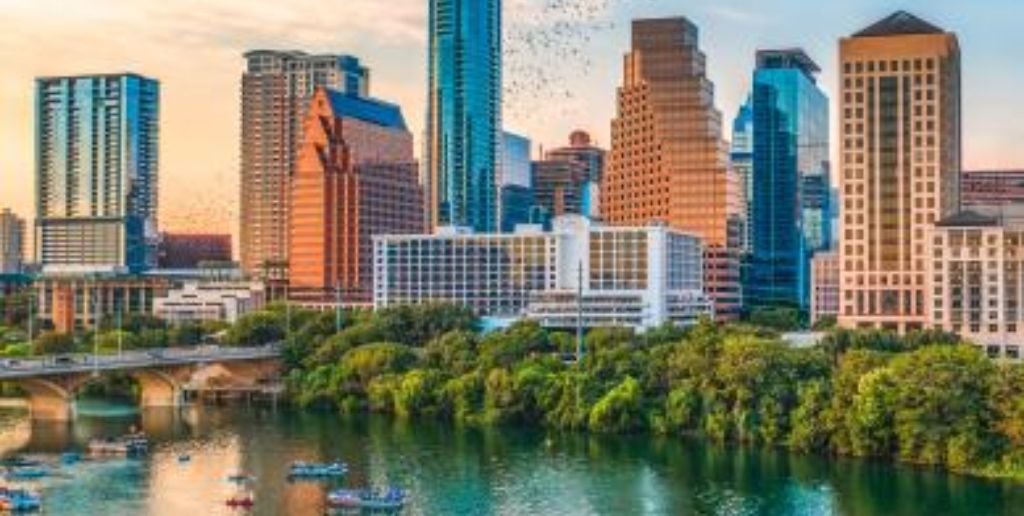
0, 359, 21, 368
53, 355, 76, 366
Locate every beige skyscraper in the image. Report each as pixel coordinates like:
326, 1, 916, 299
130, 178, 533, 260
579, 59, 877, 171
838, 11, 961, 332
603, 17, 741, 320
239, 50, 369, 278
0, 208, 25, 274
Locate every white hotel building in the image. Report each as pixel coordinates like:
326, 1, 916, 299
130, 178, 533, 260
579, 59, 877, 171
373, 215, 711, 331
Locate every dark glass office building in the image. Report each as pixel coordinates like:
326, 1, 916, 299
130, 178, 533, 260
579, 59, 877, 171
745, 49, 830, 309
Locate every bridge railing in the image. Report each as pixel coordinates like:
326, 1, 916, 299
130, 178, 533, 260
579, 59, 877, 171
0, 344, 281, 379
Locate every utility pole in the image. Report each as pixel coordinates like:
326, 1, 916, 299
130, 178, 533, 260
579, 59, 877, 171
26, 290, 34, 343
285, 283, 292, 343
335, 280, 343, 334
117, 302, 123, 358
576, 260, 584, 363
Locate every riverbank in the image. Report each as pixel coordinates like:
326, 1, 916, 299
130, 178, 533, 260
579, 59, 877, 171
269, 305, 1024, 483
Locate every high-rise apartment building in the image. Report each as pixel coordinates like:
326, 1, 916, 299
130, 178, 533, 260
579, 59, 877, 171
0, 209, 26, 274
745, 49, 830, 309
35, 73, 159, 273
239, 50, 369, 278
603, 17, 741, 320
499, 131, 533, 232
425, 0, 502, 232
838, 11, 961, 332
288, 87, 423, 306
531, 158, 589, 228
543, 131, 606, 219
730, 99, 754, 252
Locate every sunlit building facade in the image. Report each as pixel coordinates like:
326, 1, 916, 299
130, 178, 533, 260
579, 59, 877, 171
603, 17, 741, 321
745, 49, 830, 309
239, 50, 369, 278
373, 215, 710, 331
838, 11, 961, 332
810, 251, 839, 326
35, 73, 159, 273
425, 0, 502, 232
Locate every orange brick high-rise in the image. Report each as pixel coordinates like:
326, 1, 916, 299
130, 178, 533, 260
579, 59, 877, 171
602, 17, 741, 320
288, 87, 423, 306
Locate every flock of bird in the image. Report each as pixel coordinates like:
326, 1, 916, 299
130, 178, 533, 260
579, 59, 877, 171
504, 0, 646, 123
169, 0, 647, 231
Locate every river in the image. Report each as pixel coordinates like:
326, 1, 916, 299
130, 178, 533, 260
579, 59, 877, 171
0, 399, 1020, 515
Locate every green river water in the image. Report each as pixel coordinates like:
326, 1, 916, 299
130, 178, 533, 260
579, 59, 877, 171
0, 400, 1020, 515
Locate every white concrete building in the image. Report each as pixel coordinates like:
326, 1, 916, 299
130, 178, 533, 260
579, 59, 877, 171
153, 281, 266, 324
927, 209, 1024, 360
373, 215, 711, 331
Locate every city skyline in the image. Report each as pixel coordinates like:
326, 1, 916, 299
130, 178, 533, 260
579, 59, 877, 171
3, 0, 1024, 240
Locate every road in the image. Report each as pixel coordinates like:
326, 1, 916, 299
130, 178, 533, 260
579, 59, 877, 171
0, 344, 281, 380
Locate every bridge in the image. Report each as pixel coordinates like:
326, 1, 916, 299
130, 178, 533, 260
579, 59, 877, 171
0, 345, 282, 421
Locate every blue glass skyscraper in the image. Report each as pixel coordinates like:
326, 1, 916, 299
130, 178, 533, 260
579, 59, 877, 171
35, 73, 160, 273
499, 131, 533, 232
426, 0, 502, 232
745, 49, 830, 309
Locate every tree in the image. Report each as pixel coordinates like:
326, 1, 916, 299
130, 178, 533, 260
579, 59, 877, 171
33, 332, 75, 355
589, 376, 644, 433
424, 330, 478, 375
339, 343, 418, 391
746, 304, 806, 332
225, 311, 285, 346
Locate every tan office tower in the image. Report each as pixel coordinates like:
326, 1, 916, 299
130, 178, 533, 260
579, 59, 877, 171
239, 51, 369, 279
603, 17, 741, 320
838, 12, 961, 332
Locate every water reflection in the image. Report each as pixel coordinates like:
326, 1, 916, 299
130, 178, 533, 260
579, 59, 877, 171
0, 401, 1020, 515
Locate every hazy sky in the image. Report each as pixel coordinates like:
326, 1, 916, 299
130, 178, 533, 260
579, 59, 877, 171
2, 0, 1023, 237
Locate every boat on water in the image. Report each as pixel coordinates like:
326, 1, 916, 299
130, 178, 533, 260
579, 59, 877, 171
88, 434, 149, 455
225, 495, 254, 509
4, 467, 47, 481
0, 457, 41, 469
0, 487, 42, 512
287, 461, 347, 479
60, 452, 82, 465
327, 487, 406, 511
226, 473, 256, 484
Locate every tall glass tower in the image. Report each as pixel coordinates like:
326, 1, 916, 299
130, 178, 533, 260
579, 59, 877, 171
425, 0, 502, 232
730, 98, 754, 252
35, 73, 160, 273
745, 49, 830, 309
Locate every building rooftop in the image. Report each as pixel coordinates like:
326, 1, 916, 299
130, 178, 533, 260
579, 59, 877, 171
324, 88, 407, 131
853, 11, 945, 37
756, 48, 821, 76
935, 210, 1002, 228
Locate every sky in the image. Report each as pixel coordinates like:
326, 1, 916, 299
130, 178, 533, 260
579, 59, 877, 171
1, 0, 1023, 240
